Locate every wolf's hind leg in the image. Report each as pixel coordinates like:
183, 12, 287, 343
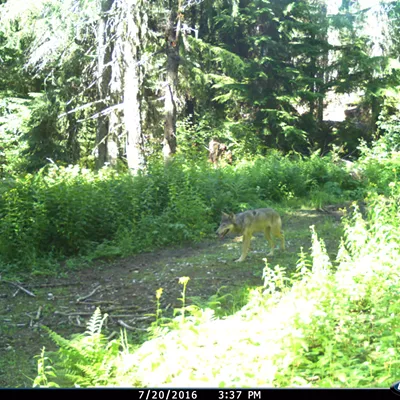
265, 227, 275, 256
272, 226, 285, 251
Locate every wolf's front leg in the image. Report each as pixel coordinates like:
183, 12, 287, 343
235, 234, 251, 262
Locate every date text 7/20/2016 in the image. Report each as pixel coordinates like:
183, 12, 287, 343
138, 390, 261, 400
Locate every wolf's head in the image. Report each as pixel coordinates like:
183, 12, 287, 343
216, 212, 236, 239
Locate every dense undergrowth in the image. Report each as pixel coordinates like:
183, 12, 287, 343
33, 176, 400, 388
0, 151, 365, 271
2, 144, 400, 387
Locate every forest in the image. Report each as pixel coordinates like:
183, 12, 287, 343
0, 0, 400, 389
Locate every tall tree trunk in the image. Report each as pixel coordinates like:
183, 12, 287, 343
122, 0, 146, 172
96, 0, 115, 169
317, 4, 328, 124
371, 93, 380, 138
316, 65, 325, 124
185, 96, 195, 125
163, 1, 181, 161
66, 107, 80, 163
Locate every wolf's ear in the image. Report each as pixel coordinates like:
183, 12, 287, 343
229, 212, 236, 221
222, 212, 229, 217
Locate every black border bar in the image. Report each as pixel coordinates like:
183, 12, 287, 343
0, 388, 397, 399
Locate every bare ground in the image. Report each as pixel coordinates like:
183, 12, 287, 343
0, 208, 345, 387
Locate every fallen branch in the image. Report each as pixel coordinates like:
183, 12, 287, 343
118, 320, 134, 331
107, 331, 119, 341
35, 306, 42, 320
77, 285, 102, 303
104, 305, 142, 312
117, 320, 147, 331
110, 314, 153, 320
55, 311, 94, 317
54, 310, 153, 321
81, 300, 117, 305
30, 282, 81, 288
138, 306, 155, 312
4, 281, 36, 297
68, 316, 82, 327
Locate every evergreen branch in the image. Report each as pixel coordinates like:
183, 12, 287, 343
187, 36, 249, 79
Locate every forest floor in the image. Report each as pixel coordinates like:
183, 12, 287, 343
0, 206, 347, 388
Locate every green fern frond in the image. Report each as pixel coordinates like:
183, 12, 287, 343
85, 307, 108, 336
45, 327, 78, 352
39, 309, 118, 386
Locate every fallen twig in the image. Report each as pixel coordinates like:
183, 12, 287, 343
68, 315, 82, 327
30, 282, 81, 288
103, 305, 141, 313
110, 314, 153, 320
118, 320, 134, 331
35, 306, 42, 320
117, 320, 146, 331
55, 311, 94, 317
81, 300, 117, 305
77, 285, 102, 303
54, 310, 153, 322
4, 281, 36, 297
107, 331, 119, 341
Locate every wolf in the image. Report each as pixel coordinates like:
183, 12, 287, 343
216, 208, 285, 262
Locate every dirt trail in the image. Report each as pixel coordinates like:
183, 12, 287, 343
0, 208, 344, 387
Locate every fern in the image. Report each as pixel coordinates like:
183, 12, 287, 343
38, 309, 122, 387
85, 307, 108, 336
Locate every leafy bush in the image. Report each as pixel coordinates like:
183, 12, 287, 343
356, 139, 400, 195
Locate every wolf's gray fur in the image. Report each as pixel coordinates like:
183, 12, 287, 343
216, 208, 285, 262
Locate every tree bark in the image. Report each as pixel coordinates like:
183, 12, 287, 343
316, 4, 328, 124
163, 1, 181, 161
123, 0, 146, 173
66, 107, 80, 164
96, 0, 115, 169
